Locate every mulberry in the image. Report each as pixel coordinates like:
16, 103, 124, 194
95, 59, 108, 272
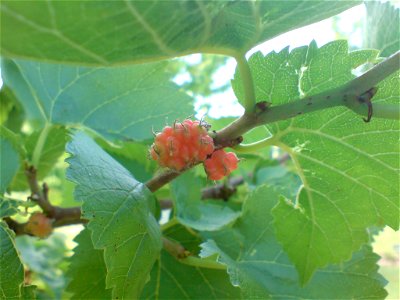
204, 149, 239, 180
25, 212, 53, 238
150, 119, 214, 171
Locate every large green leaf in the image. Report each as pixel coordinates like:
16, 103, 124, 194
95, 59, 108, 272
141, 224, 242, 299
2, 59, 193, 141
0, 222, 26, 299
365, 1, 399, 57
66, 132, 162, 299
201, 186, 388, 299
0, 126, 23, 194
171, 171, 240, 231
232, 41, 399, 283
1, 1, 359, 65
66, 228, 111, 300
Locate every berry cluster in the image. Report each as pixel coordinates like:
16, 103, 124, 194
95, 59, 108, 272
150, 119, 239, 180
150, 119, 214, 171
25, 212, 53, 238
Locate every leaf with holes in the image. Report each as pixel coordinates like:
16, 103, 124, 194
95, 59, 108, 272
233, 40, 399, 283
0, 1, 359, 65
200, 185, 388, 299
66, 132, 162, 299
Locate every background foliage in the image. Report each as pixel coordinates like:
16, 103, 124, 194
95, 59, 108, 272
0, 1, 398, 299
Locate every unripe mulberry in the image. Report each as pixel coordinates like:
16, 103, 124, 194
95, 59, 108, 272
150, 119, 214, 171
25, 212, 53, 238
204, 149, 239, 180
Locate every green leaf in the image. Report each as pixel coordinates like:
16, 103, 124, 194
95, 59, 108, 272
66, 228, 111, 300
0, 126, 23, 194
0, 86, 25, 133
2, 59, 194, 141
66, 131, 162, 299
0, 197, 23, 218
232, 40, 379, 107
20, 285, 36, 300
365, 1, 400, 57
201, 186, 388, 299
141, 224, 242, 299
171, 171, 240, 231
97, 139, 157, 183
1, 1, 360, 65
11, 125, 68, 191
0, 221, 25, 299
233, 40, 398, 283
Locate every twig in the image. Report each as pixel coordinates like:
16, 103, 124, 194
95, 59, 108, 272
213, 52, 400, 147
25, 165, 84, 225
201, 176, 244, 201
162, 237, 190, 259
145, 169, 180, 192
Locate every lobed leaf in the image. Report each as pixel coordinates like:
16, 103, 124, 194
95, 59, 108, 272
201, 185, 388, 299
233, 40, 399, 283
66, 132, 162, 299
1, 1, 360, 65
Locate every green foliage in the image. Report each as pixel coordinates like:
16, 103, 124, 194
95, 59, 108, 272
16, 233, 70, 299
232, 40, 398, 283
171, 171, 240, 231
11, 125, 68, 191
98, 139, 157, 183
0, 197, 24, 218
232, 41, 379, 106
66, 132, 162, 299
365, 1, 400, 57
0, 126, 23, 194
1, 59, 194, 141
142, 225, 242, 299
0, 86, 25, 132
66, 228, 111, 300
0, 2, 398, 299
1, 1, 359, 64
0, 222, 34, 299
201, 185, 388, 299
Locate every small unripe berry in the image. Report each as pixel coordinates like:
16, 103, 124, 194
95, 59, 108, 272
150, 120, 214, 171
25, 212, 53, 238
203, 149, 239, 180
